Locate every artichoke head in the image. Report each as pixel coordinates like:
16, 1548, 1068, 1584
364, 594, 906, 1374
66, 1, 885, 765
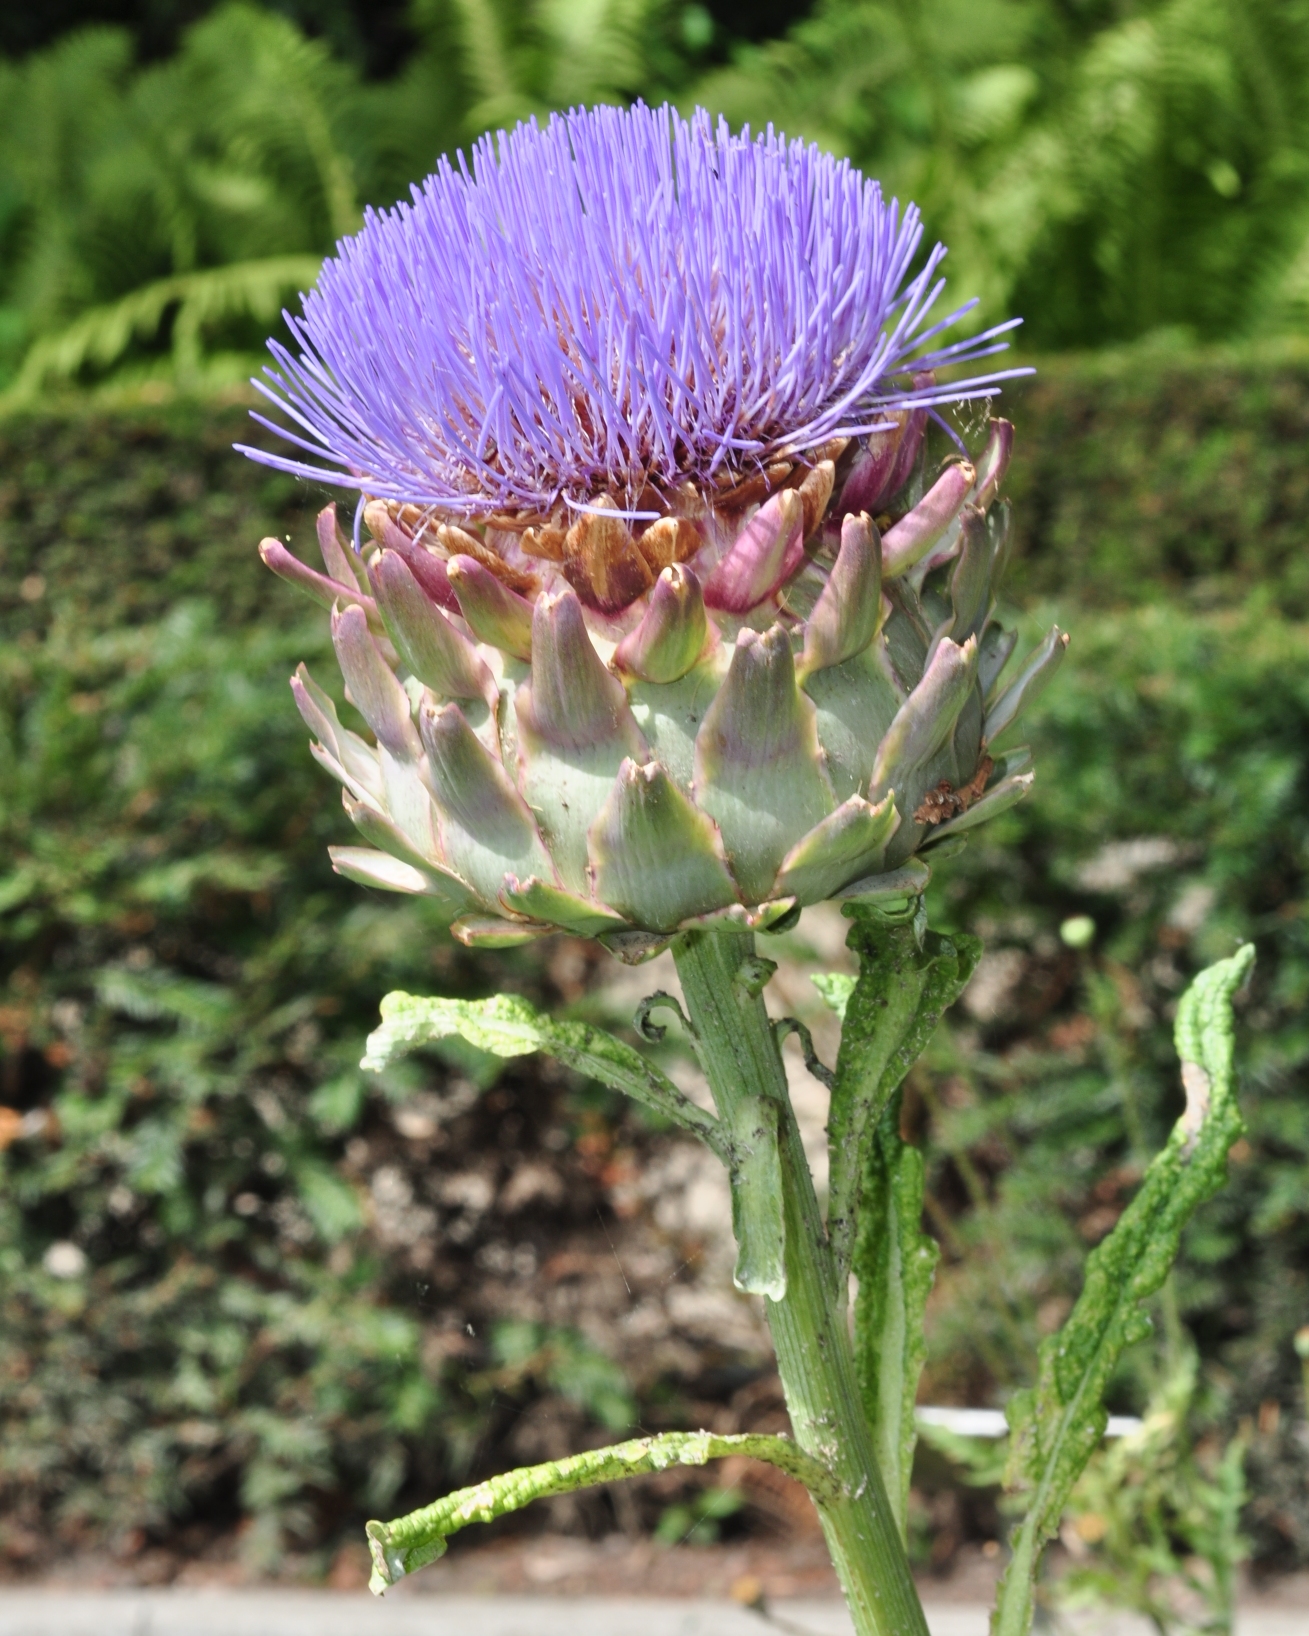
263, 416, 1065, 959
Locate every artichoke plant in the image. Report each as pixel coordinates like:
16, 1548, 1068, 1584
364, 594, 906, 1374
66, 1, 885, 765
247, 106, 1059, 955
240, 104, 1107, 1636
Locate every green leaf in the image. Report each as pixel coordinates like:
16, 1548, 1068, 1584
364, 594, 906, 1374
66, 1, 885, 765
853, 1093, 939, 1541
826, 913, 980, 1284
293, 1158, 363, 1242
811, 971, 856, 1021
361, 990, 722, 1151
365, 1429, 839, 1592
308, 1070, 367, 1133
993, 944, 1255, 1636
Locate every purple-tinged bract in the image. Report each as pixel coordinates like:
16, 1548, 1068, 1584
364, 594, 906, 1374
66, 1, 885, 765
251, 103, 1056, 955
243, 103, 1021, 516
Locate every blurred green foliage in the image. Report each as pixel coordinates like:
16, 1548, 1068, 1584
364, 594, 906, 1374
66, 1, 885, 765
1002, 341, 1309, 612
698, 0, 1309, 349
1057, 1346, 1249, 1636
1, 0, 1308, 394
0, 1, 712, 395
0, 402, 611, 1564
914, 582, 1309, 1565
486, 1320, 636, 1435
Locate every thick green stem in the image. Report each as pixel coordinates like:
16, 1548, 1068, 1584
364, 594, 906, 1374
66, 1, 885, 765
672, 924, 930, 1636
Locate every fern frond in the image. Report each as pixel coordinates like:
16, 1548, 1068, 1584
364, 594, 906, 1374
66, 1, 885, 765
2, 255, 322, 402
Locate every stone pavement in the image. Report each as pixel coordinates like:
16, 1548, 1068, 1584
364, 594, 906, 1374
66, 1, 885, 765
0, 1593, 1304, 1636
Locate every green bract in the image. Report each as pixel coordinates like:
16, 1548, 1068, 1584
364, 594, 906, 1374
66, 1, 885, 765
265, 421, 1064, 954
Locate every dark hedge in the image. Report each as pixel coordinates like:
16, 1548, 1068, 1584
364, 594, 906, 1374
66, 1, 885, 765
1005, 340, 1309, 611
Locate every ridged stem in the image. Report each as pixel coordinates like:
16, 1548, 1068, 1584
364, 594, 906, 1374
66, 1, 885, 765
671, 924, 930, 1636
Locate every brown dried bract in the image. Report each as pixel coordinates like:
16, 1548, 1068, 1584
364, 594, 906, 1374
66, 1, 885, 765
712, 460, 794, 512
520, 525, 567, 561
796, 459, 836, 537
634, 516, 701, 573
913, 755, 993, 826
562, 498, 654, 615
434, 523, 538, 595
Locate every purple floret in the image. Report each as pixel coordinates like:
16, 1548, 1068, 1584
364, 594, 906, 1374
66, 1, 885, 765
240, 103, 1023, 516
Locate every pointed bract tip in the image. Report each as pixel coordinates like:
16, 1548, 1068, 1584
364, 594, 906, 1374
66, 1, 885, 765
330, 600, 419, 757
798, 509, 882, 679
881, 461, 974, 579
316, 503, 364, 589
612, 563, 709, 683
370, 548, 493, 702
703, 488, 805, 613
521, 584, 646, 757
447, 553, 534, 660
260, 536, 377, 621
972, 418, 1015, 508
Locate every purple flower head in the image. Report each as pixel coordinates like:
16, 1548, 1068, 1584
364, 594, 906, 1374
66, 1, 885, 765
241, 103, 1023, 518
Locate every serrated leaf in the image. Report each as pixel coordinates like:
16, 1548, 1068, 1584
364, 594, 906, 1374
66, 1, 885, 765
365, 1429, 837, 1591
361, 991, 722, 1151
853, 1093, 939, 1540
827, 914, 980, 1285
993, 945, 1255, 1636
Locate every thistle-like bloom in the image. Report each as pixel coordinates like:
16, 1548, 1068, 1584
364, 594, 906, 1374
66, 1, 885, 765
248, 104, 1065, 957
244, 103, 1019, 517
